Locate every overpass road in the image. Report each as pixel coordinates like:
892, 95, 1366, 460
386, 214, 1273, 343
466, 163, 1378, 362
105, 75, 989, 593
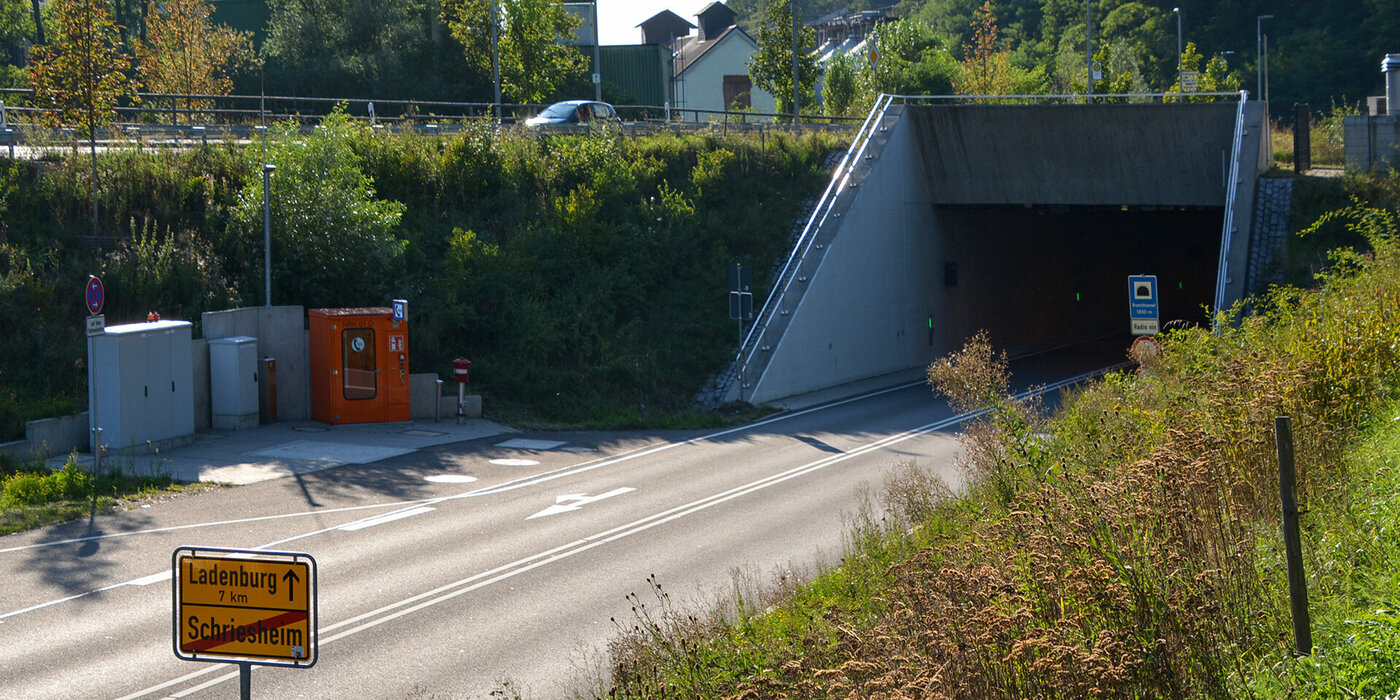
0, 345, 1122, 699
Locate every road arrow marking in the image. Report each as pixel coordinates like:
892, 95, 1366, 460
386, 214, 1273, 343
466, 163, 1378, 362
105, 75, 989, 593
526, 487, 635, 520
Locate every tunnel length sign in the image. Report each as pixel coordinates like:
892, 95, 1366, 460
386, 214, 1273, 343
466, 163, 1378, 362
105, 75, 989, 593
173, 546, 318, 667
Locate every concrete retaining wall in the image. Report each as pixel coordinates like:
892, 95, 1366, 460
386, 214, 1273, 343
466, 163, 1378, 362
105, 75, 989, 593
751, 110, 944, 403
202, 306, 310, 421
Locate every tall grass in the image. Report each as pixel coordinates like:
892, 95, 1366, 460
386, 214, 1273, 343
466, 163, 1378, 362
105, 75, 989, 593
598, 195, 1400, 698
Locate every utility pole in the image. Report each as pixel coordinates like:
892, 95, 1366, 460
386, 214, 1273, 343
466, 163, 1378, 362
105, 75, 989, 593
1085, 0, 1093, 99
492, 0, 502, 123
593, 0, 601, 102
791, 0, 799, 124
1257, 15, 1274, 102
1173, 7, 1182, 88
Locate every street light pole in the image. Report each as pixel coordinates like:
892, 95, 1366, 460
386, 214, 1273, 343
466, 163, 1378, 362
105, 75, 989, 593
1257, 14, 1274, 102
791, 0, 800, 124
262, 163, 275, 307
1085, 0, 1093, 98
1173, 7, 1182, 87
592, 0, 601, 102
491, 0, 501, 123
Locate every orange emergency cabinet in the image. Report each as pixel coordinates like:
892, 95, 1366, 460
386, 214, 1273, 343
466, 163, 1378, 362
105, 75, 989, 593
309, 307, 410, 424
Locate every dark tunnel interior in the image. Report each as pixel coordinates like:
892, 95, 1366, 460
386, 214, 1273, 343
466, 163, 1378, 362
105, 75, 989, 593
937, 204, 1223, 354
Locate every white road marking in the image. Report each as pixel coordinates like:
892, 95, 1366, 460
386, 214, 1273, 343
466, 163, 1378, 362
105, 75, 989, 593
424, 474, 478, 483
489, 458, 540, 466
338, 506, 436, 531
9, 370, 1116, 630
526, 488, 636, 519
125, 571, 171, 586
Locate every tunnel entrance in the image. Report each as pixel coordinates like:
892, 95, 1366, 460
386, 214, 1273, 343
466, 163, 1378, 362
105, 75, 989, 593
731, 99, 1268, 405
937, 204, 1222, 355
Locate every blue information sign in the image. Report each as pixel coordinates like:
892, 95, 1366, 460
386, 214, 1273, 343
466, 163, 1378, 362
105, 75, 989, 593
1128, 275, 1158, 320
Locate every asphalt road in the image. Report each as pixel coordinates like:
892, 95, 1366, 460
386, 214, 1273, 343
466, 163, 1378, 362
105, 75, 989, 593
0, 346, 1122, 699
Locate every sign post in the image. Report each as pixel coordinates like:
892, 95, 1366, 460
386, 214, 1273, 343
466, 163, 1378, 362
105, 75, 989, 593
173, 546, 318, 698
1128, 274, 1159, 335
85, 276, 105, 471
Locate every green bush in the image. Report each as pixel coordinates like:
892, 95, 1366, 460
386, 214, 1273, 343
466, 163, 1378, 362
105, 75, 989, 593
1, 457, 92, 507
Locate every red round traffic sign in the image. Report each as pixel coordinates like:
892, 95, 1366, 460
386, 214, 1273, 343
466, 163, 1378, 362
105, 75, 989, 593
85, 276, 104, 315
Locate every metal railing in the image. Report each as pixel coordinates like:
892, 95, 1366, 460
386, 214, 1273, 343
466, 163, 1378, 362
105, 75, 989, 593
883, 90, 1244, 105
733, 93, 898, 400
0, 88, 862, 132
1214, 90, 1251, 329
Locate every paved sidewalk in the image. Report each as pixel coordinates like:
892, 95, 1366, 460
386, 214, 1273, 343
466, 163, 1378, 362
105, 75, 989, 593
57, 418, 516, 485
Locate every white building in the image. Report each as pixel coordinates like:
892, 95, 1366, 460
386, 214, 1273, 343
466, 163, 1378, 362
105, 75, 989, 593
642, 3, 775, 119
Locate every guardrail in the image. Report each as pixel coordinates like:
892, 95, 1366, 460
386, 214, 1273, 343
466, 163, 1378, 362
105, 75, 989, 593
0, 88, 862, 131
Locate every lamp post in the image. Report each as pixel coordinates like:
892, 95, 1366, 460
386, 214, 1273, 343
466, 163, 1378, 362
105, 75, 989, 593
1173, 7, 1182, 87
491, 0, 501, 123
592, 0, 601, 102
1257, 14, 1274, 102
262, 163, 275, 307
1086, 0, 1093, 98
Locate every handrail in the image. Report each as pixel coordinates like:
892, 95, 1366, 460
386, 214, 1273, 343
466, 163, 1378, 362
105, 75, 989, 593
887, 91, 1242, 103
1213, 90, 1250, 330
733, 93, 897, 398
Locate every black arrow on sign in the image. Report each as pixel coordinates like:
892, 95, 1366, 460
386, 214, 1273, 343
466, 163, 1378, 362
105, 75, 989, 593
283, 569, 300, 602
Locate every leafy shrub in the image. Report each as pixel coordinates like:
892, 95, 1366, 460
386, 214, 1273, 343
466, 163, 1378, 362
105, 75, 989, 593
228, 109, 407, 309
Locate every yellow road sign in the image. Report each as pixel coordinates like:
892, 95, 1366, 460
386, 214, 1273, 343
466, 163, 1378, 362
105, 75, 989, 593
173, 547, 317, 667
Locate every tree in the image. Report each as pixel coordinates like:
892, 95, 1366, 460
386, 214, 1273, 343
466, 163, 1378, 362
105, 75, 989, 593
822, 52, 856, 117
440, 0, 585, 105
864, 17, 959, 98
265, 0, 474, 100
28, 0, 137, 235
136, 0, 255, 122
1166, 42, 1240, 103
0, 0, 35, 87
954, 1, 1014, 97
229, 109, 406, 308
747, 0, 818, 120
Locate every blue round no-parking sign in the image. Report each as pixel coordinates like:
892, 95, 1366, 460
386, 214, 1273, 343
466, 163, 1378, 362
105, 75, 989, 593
85, 275, 104, 315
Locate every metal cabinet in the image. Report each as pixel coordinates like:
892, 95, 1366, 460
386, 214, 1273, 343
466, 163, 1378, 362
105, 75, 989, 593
89, 320, 195, 451
209, 336, 260, 430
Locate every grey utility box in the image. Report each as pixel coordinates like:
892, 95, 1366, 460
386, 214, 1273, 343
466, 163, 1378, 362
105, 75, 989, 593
209, 336, 260, 430
89, 320, 195, 452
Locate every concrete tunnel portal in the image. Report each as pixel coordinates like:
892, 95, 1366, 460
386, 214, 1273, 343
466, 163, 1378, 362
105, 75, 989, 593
728, 99, 1269, 405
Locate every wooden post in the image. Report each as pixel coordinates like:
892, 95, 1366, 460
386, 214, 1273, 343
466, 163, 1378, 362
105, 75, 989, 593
1275, 416, 1312, 655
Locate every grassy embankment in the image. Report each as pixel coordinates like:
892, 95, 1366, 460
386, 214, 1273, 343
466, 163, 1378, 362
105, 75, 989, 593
0, 122, 846, 441
592, 174, 1400, 698
0, 122, 846, 530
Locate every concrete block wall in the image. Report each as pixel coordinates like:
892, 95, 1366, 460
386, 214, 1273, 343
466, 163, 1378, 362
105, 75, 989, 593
1346, 115, 1400, 171
202, 306, 310, 421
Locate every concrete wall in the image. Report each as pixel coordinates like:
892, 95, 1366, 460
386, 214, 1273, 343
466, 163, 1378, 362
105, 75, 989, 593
1345, 115, 1400, 171
911, 103, 1241, 206
202, 306, 310, 421
744, 99, 1269, 405
0, 411, 92, 461
192, 338, 210, 431
750, 110, 943, 403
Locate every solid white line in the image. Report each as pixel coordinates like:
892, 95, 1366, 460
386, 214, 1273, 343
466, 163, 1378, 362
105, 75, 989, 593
338, 506, 436, 531
117, 371, 1123, 699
